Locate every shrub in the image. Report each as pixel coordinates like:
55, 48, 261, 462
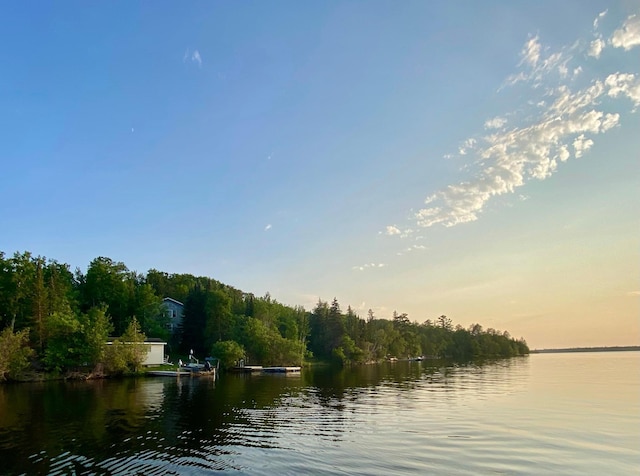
0, 327, 34, 381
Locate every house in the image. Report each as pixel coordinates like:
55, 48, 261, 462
162, 297, 184, 334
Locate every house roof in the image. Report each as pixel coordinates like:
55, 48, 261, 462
162, 297, 184, 306
106, 338, 167, 344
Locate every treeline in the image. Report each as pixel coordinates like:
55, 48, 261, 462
308, 302, 528, 363
0, 251, 528, 380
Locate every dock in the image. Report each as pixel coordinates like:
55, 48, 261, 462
147, 370, 191, 377
230, 365, 264, 373
230, 365, 302, 373
262, 366, 301, 373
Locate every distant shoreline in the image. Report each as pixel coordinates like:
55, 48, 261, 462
531, 346, 640, 354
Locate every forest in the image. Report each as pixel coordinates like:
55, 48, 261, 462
0, 251, 529, 381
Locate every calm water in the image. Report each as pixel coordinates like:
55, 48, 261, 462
0, 352, 638, 475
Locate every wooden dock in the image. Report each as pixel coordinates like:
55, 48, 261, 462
230, 365, 301, 373
262, 366, 301, 373
230, 365, 263, 373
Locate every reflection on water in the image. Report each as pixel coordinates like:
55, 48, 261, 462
0, 354, 638, 475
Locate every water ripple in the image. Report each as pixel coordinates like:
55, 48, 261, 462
1, 355, 638, 475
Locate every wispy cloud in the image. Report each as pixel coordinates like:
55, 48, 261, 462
183, 48, 203, 67
193, 50, 202, 67
484, 116, 507, 130
352, 263, 386, 271
400, 13, 640, 229
593, 10, 608, 30
520, 35, 541, 67
396, 244, 426, 256
380, 225, 414, 238
458, 138, 477, 155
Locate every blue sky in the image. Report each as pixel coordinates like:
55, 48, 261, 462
1, 1, 638, 348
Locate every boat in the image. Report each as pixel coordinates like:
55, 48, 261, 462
147, 368, 216, 378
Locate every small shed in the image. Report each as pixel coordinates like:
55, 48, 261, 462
143, 338, 167, 366
105, 338, 167, 366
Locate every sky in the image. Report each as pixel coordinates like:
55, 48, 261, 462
1, 1, 638, 349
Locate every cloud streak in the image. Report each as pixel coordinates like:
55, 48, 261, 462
183, 48, 203, 67
407, 13, 640, 229
353, 263, 386, 271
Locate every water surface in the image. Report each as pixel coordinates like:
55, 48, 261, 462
0, 352, 638, 474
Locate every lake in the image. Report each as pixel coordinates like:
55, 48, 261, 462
0, 352, 638, 475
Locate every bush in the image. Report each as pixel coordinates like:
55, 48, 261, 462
211, 340, 245, 370
0, 327, 34, 381
103, 317, 148, 375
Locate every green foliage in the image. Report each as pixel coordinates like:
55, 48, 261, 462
238, 317, 306, 366
43, 304, 94, 372
42, 305, 113, 372
0, 327, 34, 381
211, 340, 245, 369
102, 343, 128, 375
83, 306, 114, 365
80, 257, 131, 335
104, 317, 147, 375
0, 249, 529, 378
133, 284, 168, 340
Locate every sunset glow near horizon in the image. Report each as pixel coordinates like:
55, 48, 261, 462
1, 2, 638, 349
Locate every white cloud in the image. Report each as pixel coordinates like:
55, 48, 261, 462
411, 13, 638, 229
183, 48, 203, 67
382, 225, 414, 238
506, 38, 569, 87
520, 36, 541, 67
192, 50, 202, 67
416, 86, 625, 227
611, 15, 640, 51
353, 263, 386, 271
605, 72, 640, 107
459, 138, 477, 155
558, 62, 569, 78
557, 145, 570, 162
264, 224, 272, 231
594, 10, 608, 30
403, 244, 426, 253
573, 134, 594, 158
588, 38, 606, 58
485, 116, 507, 130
